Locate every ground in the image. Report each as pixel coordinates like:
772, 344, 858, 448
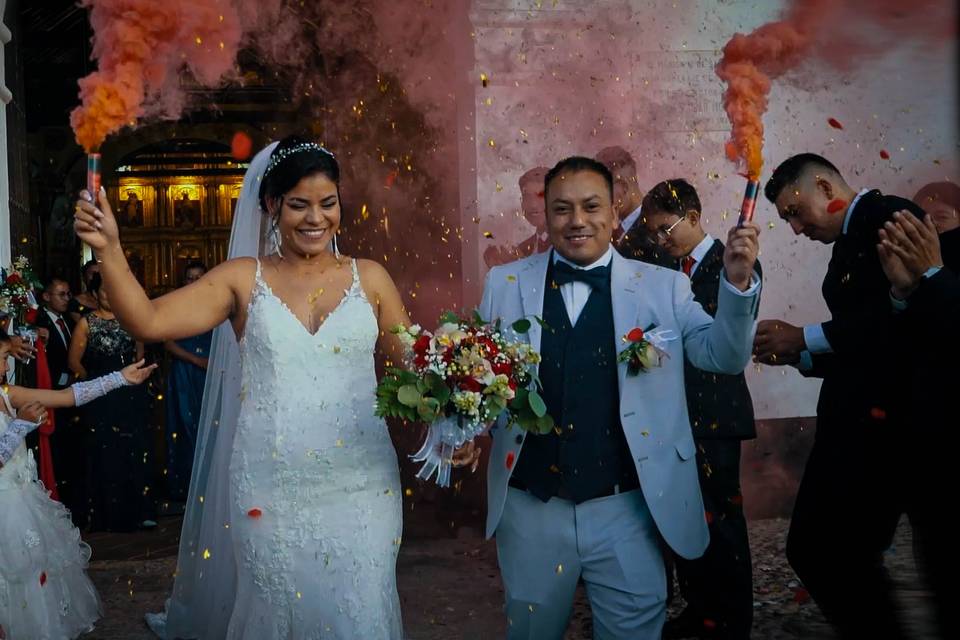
78, 516, 937, 639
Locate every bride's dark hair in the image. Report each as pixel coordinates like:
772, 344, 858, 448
258, 135, 340, 213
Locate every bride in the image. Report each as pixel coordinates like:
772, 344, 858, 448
73, 136, 440, 638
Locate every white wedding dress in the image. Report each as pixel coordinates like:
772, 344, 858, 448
223, 258, 403, 638
0, 389, 102, 639
148, 142, 403, 639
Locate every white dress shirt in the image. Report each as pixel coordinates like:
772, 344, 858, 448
620, 205, 644, 237
686, 234, 715, 278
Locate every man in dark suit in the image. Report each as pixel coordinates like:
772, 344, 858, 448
642, 179, 759, 639
37, 276, 85, 525
595, 146, 677, 268
754, 154, 925, 639
877, 211, 955, 639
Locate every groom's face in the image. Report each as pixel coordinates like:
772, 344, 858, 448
546, 170, 617, 265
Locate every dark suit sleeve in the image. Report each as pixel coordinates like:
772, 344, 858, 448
819, 197, 924, 357
797, 352, 836, 379
909, 267, 960, 319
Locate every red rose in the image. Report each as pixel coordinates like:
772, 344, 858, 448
627, 328, 645, 342
491, 360, 513, 376
508, 379, 517, 391
414, 353, 428, 368
478, 336, 499, 358
412, 335, 431, 355
459, 377, 483, 393
5, 274, 21, 285
25, 308, 38, 324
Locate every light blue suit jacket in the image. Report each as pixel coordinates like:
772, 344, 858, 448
478, 250, 759, 559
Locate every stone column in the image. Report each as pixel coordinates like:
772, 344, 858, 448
1, 0, 12, 267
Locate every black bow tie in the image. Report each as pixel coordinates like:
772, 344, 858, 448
552, 260, 611, 290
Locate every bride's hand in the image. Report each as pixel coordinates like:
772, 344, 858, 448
452, 440, 482, 473
74, 187, 120, 251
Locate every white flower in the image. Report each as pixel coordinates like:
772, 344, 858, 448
452, 391, 482, 417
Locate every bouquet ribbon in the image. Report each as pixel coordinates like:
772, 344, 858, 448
411, 416, 487, 487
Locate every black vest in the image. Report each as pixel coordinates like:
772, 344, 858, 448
512, 261, 639, 503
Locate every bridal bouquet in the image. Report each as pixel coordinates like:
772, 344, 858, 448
376, 311, 555, 486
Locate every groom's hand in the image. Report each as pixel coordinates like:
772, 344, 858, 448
452, 440, 482, 473
723, 222, 761, 291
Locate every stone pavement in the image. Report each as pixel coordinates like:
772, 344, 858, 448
76, 517, 937, 639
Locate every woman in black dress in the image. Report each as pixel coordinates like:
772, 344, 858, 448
68, 274, 156, 531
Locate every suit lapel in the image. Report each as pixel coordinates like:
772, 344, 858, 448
517, 251, 550, 354
610, 251, 642, 402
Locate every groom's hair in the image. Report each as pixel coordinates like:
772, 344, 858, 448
765, 153, 843, 203
544, 156, 614, 203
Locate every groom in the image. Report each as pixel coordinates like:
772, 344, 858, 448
475, 156, 760, 639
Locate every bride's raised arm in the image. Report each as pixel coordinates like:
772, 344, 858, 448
357, 259, 411, 368
74, 188, 243, 343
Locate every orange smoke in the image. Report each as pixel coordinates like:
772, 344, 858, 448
715, 1, 827, 180
71, 0, 242, 152
715, 0, 954, 180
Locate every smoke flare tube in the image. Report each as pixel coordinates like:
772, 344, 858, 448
86, 153, 102, 201
737, 179, 760, 227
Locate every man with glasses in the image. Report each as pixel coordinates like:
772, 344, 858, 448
642, 179, 761, 640
37, 277, 85, 526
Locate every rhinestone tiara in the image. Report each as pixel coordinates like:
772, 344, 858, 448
263, 142, 336, 179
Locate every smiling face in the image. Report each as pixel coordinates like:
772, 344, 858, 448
268, 172, 341, 257
545, 169, 617, 265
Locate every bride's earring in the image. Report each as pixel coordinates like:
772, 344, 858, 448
272, 217, 283, 258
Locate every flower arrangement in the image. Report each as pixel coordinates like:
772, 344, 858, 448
0, 256, 41, 319
376, 310, 555, 485
617, 324, 677, 376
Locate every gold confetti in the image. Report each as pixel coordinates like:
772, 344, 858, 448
335, 438, 344, 447
556, 564, 563, 574
506, 275, 517, 282
483, 231, 494, 239
195, 36, 202, 45
202, 548, 211, 560
480, 72, 489, 87
488, 139, 496, 148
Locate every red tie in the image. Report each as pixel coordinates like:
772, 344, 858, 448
681, 256, 696, 276
57, 317, 70, 340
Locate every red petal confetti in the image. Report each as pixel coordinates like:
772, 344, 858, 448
870, 407, 887, 420
385, 169, 399, 187
40, 571, 47, 586
247, 508, 263, 518
505, 451, 515, 470
705, 510, 714, 524
880, 149, 890, 160
703, 619, 717, 630
627, 328, 645, 342
827, 117, 844, 130
230, 131, 253, 161
793, 586, 811, 604
826, 199, 847, 214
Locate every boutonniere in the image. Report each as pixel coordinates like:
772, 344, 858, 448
617, 324, 678, 376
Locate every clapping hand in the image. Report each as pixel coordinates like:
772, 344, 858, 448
878, 211, 944, 299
